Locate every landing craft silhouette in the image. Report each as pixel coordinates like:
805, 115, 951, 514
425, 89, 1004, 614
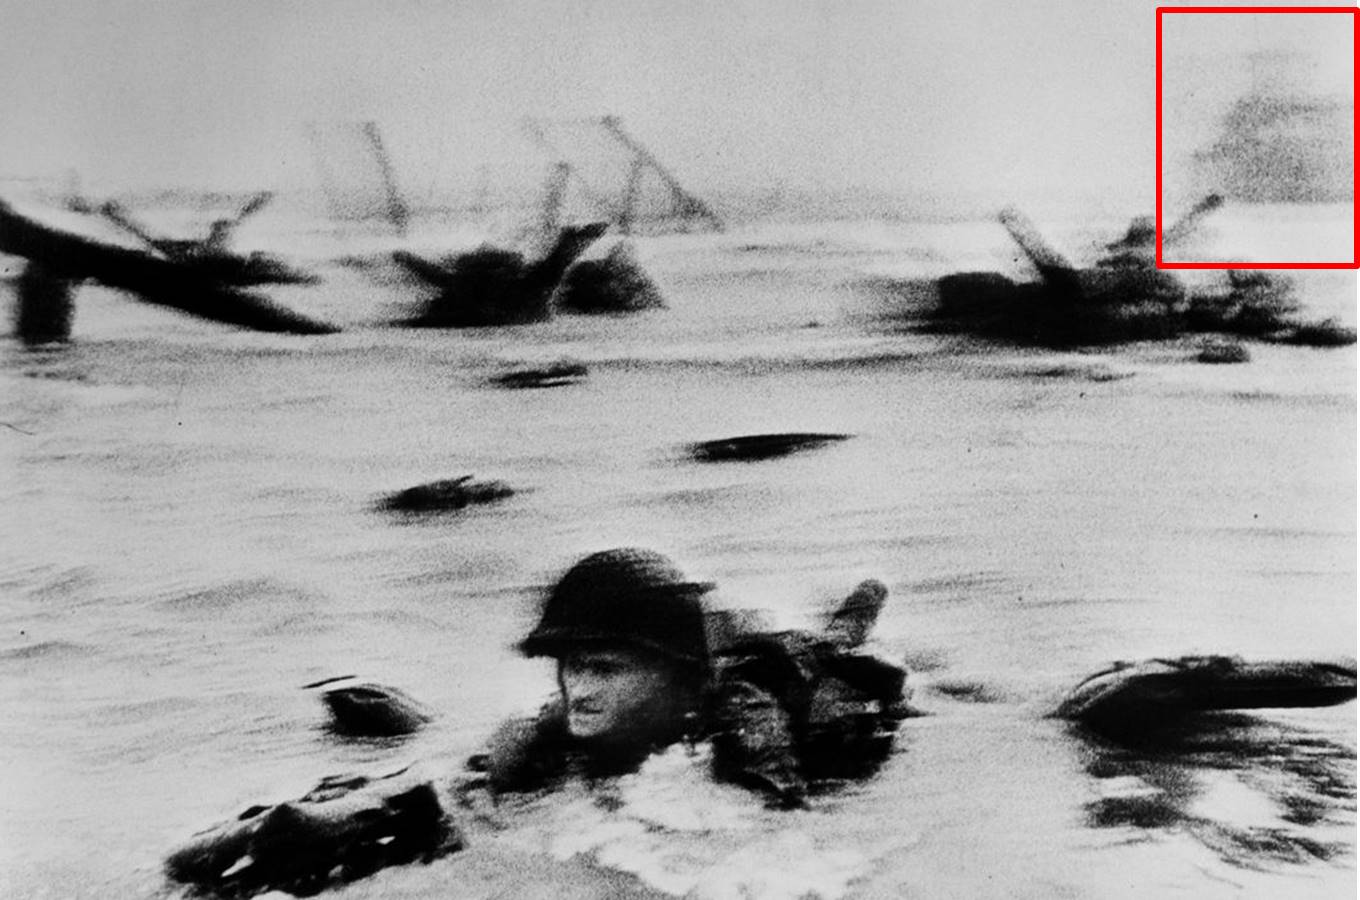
928, 196, 1354, 349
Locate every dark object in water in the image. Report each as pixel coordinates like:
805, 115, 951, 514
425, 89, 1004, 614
687, 432, 852, 463
13, 262, 75, 345
165, 768, 462, 897
490, 363, 588, 389
555, 241, 665, 314
0, 200, 337, 335
1196, 338, 1250, 364
1271, 317, 1358, 348
931, 206, 1188, 347
305, 676, 433, 737
378, 476, 514, 513
395, 222, 608, 327
1056, 655, 1357, 735
928, 200, 1354, 349
163, 249, 318, 288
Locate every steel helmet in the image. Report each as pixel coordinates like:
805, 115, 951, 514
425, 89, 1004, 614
519, 548, 714, 666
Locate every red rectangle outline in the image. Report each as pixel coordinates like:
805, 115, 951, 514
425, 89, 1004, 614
1155, 6, 1359, 269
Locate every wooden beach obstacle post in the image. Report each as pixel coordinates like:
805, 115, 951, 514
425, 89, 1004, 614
599, 115, 724, 234
522, 115, 724, 235
306, 119, 410, 237
14, 261, 75, 345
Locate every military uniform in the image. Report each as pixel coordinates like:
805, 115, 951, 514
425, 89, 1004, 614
472, 557, 913, 808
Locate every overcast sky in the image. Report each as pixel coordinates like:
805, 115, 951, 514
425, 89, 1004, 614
0, 0, 1351, 209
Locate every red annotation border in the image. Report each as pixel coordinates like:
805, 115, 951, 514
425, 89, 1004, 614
1156, 6, 1359, 269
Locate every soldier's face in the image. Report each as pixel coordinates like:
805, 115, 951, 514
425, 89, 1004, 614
558, 646, 677, 742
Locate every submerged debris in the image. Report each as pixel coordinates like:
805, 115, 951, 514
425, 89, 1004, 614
490, 363, 588, 389
687, 433, 853, 463
378, 476, 515, 513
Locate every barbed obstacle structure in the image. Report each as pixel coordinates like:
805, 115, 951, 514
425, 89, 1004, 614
522, 115, 723, 236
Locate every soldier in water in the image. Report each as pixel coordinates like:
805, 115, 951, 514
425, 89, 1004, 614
469, 547, 914, 808
166, 548, 913, 896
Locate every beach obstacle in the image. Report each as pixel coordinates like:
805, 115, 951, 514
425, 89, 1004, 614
13, 262, 75, 345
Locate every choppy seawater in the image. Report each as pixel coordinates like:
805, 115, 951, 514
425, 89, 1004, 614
0, 208, 1355, 899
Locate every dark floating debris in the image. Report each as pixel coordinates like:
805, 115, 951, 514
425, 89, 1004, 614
165, 768, 462, 897
490, 363, 588, 389
556, 241, 666, 314
687, 432, 853, 463
1196, 338, 1250, 364
378, 476, 515, 513
1055, 655, 1357, 737
306, 676, 433, 737
394, 222, 607, 327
